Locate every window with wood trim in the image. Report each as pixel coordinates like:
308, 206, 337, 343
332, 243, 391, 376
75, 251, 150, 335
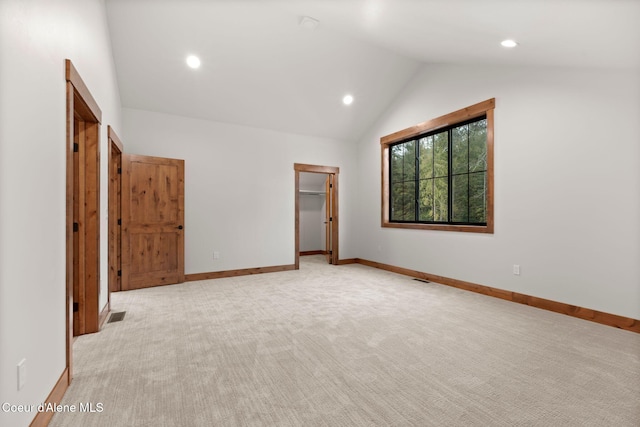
381, 99, 494, 233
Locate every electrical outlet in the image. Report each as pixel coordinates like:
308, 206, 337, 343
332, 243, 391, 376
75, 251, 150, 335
17, 359, 26, 390
513, 264, 521, 275
213, 251, 220, 260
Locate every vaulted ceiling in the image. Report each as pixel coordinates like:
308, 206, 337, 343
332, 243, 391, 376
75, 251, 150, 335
105, 0, 640, 141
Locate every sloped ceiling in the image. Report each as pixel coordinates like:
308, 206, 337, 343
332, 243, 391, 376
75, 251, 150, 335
105, 0, 640, 141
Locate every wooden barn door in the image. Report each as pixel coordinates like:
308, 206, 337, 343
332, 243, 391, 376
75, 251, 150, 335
121, 154, 185, 290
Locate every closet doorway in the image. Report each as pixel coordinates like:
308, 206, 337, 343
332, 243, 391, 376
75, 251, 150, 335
294, 163, 339, 268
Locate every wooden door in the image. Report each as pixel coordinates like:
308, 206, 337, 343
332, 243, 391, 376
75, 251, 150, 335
122, 154, 185, 290
72, 114, 100, 336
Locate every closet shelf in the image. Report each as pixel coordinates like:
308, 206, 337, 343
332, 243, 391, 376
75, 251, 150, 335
299, 190, 326, 196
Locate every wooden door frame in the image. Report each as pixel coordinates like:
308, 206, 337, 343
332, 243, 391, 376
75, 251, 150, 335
294, 163, 339, 268
65, 59, 102, 381
324, 175, 331, 263
108, 126, 123, 293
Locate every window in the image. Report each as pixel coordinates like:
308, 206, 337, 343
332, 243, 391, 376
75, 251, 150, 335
381, 99, 494, 233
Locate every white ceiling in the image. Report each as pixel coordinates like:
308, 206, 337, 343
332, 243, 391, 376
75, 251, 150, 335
105, 0, 640, 141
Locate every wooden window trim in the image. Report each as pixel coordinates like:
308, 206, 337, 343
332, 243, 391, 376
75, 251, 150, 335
381, 98, 495, 233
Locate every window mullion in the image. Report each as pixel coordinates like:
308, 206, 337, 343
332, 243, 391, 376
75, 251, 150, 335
415, 140, 419, 222
432, 137, 436, 223
392, 145, 396, 221
467, 124, 471, 223
447, 129, 452, 223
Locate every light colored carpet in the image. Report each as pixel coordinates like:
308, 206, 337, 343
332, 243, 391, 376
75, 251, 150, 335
50, 255, 640, 426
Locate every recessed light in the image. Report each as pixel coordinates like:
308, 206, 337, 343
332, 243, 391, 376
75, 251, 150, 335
342, 94, 354, 105
500, 39, 518, 48
186, 55, 201, 69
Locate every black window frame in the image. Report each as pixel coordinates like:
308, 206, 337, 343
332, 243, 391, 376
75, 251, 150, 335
389, 115, 488, 226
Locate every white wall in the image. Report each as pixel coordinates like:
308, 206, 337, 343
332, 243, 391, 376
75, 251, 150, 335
0, 1, 121, 425
122, 108, 356, 273
355, 63, 640, 320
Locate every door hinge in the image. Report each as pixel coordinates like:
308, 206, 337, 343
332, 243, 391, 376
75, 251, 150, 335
329, 183, 333, 188
117, 167, 122, 174
117, 218, 121, 226
329, 251, 333, 255
73, 143, 79, 153
117, 270, 122, 277
73, 302, 79, 312
329, 217, 333, 222
73, 222, 79, 232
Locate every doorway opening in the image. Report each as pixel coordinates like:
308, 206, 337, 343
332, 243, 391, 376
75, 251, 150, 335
65, 59, 102, 379
294, 163, 339, 268
298, 172, 329, 257
108, 126, 123, 293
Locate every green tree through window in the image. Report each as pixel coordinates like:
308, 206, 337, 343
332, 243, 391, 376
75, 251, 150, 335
390, 116, 487, 225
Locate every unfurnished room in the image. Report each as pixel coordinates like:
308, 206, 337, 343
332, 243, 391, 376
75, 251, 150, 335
0, 1, 639, 426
